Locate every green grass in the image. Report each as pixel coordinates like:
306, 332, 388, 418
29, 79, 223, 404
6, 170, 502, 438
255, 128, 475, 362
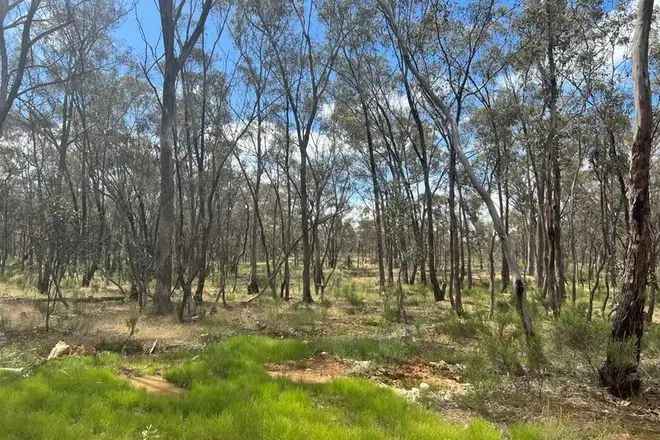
312, 336, 418, 362
0, 335, 561, 440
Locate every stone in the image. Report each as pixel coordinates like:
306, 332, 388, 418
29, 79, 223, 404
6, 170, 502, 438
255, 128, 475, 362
47, 341, 70, 360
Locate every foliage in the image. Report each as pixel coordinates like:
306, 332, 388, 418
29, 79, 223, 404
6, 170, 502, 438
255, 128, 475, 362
313, 336, 418, 363
337, 281, 365, 308
0, 336, 521, 440
436, 312, 487, 341
551, 305, 609, 368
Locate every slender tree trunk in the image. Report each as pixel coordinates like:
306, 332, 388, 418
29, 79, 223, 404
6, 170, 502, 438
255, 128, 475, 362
403, 72, 443, 301
300, 141, 312, 303
362, 99, 386, 292
489, 232, 496, 318
248, 111, 263, 295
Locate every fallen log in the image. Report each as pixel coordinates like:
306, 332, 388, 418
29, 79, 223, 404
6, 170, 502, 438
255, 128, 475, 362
0, 296, 126, 304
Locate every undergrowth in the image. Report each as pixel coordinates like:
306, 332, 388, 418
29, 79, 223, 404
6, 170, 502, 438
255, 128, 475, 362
0, 335, 566, 440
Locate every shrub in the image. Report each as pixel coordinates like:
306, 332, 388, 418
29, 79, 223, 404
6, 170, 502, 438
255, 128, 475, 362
314, 336, 417, 362
642, 322, 660, 356
339, 282, 365, 308
551, 305, 609, 368
473, 303, 550, 377
382, 286, 405, 322
436, 312, 487, 341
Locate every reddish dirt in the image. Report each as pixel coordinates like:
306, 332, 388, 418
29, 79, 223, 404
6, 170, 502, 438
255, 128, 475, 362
265, 353, 352, 384
119, 368, 185, 396
373, 358, 467, 394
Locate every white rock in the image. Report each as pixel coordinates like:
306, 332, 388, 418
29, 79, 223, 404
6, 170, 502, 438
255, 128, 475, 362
350, 360, 372, 374
408, 388, 420, 402
47, 341, 70, 360
419, 382, 430, 393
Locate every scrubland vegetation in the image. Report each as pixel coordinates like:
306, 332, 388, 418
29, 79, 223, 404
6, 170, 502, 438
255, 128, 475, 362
2, 0, 660, 438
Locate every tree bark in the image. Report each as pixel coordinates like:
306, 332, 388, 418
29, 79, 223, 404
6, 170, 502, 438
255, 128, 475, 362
599, 0, 653, 398
155, 0, 213, 314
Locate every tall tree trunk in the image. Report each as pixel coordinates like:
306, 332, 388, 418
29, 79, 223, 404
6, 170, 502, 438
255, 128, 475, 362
403, 71, 443, 301
300, 141, 312, 303
489, 232, 496, 318
362, 98, 386, 292
155, 0, 212, 314
599, 0, 653, 398
248, 111, 263, 295
154, 42, 177, 314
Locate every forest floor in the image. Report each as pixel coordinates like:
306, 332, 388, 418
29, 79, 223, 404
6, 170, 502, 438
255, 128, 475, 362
0, 267, 659, 439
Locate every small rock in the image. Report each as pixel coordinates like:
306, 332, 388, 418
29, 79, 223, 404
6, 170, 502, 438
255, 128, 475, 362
350, 360, 372, 374
47, 341, 71, 360
419, 382, 430, 393
70, 345, 96, 356
394, 387, 420, 402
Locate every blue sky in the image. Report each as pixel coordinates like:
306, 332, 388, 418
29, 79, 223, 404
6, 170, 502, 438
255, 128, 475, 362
113, 0, 237, 63
114, 0, 162, 53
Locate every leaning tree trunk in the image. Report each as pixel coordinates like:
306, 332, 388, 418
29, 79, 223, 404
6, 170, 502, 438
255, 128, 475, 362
599, 0, 653, 398
379, 0, 534, 338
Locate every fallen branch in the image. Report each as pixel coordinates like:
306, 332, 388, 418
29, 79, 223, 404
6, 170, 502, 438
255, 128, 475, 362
1, 296, 125, 304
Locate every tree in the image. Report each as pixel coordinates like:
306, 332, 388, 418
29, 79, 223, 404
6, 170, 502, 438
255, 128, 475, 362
599, 0, 654, 398
254, 0, 349, 303
0, 0, 71, 136
154, 0, 214, 314
378, 0, 535, 339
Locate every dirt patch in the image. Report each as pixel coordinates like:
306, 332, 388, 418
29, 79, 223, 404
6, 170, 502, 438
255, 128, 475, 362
266, 353, 353, 384
371, 358, 467, 395
120, 368, 185, 396
0, 301, 44, 333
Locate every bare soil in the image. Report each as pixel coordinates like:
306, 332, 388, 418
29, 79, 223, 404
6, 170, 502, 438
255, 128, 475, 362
120, 368, 185, 396
266, 353, 353, 384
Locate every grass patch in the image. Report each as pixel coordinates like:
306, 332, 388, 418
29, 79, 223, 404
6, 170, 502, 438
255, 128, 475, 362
313, 336, 418, 363
436, 312, 487, 341
0, 335, 548, 439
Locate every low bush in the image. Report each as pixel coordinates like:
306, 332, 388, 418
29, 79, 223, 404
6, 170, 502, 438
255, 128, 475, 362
551, 305, 609, 368
313, 336, 417, 362
338, 282, 365, 308
436, 312, 487, 341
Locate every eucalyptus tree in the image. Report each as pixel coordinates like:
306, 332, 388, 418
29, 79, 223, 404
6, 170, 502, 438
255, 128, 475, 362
0, 0, 74, 136
599, 0, 654, 399
337, 38, 388, 291
399, 64, 445, 303
252, 0, 351, 303
153, 0, 214, 314
101, 73, 159, 307
232, 2, 276, 296
379, 0, 535, 338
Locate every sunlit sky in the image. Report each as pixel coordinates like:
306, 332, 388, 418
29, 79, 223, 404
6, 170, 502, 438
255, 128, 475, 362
113, 0, 238, 65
